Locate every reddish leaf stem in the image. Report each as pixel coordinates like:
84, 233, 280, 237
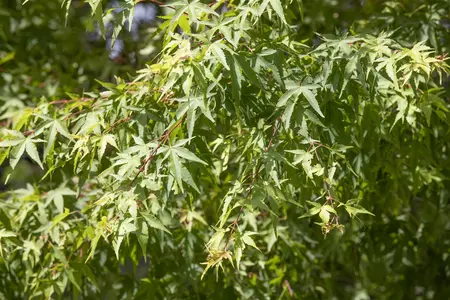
266, 117, 282, 152
129, 117, 184, 188
105, 115, 133, 133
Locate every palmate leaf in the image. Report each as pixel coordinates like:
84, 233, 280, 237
241, 231, 260, 251
98, 134, 118, 160
46, 186, 77, 213
277, 84, 322, 117
0, 136, 45, 170
43, 119, 72, 160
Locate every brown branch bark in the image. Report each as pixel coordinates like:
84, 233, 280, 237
129, 117, 184, 188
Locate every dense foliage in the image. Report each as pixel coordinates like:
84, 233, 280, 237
0, 0, 449, 299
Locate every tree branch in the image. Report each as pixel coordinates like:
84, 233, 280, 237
129, 117, 184, 188
223, 117, 282, 250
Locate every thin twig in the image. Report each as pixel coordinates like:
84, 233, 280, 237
49, 99, 71, 105
63, 109, 87, 120
105, 115, 133, 133
129, 117, 184, 188
243, 44, 254, 53
223, 117, 282, 250
282, 280, 294, 297
49, 98, 93, 106
266, 117, 282, 152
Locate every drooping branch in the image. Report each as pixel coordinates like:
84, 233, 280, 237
223, 116, 282, 250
